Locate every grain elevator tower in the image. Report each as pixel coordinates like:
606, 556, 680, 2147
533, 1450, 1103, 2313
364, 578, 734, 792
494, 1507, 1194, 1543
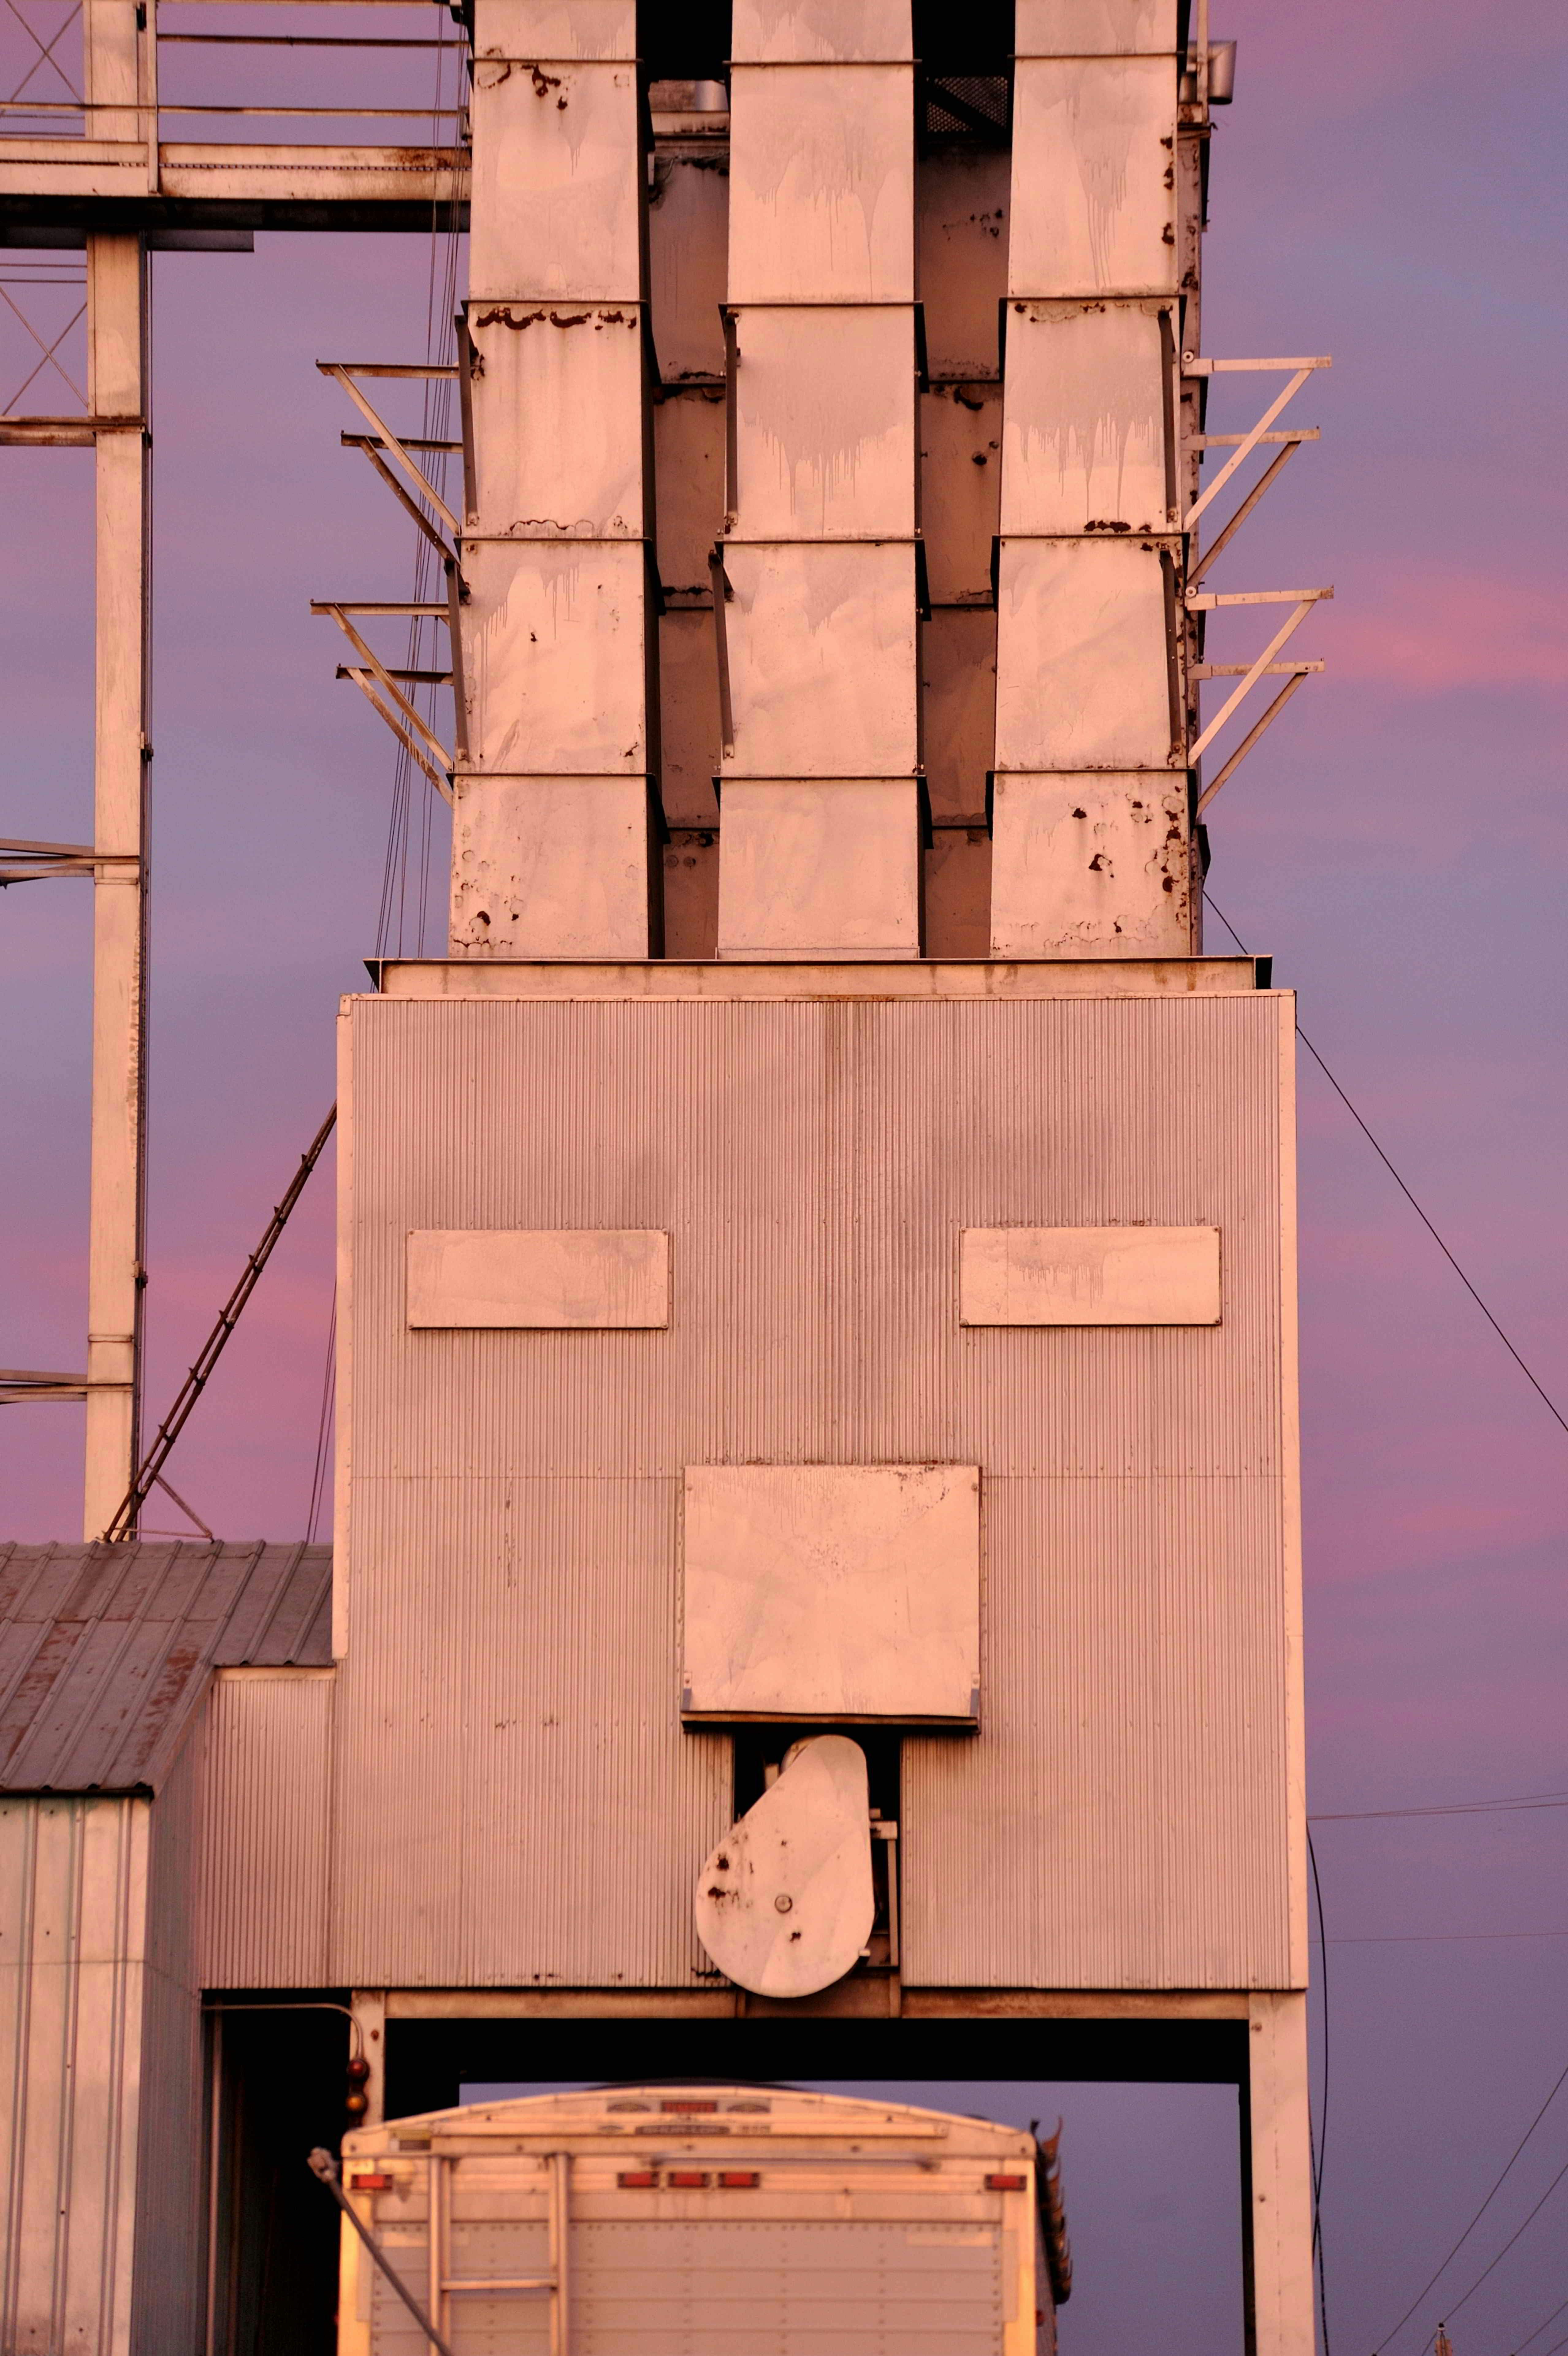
0, 3, 1328, 2348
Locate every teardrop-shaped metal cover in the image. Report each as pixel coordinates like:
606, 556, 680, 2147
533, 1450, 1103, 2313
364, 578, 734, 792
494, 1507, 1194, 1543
694, 1735, 874, 1998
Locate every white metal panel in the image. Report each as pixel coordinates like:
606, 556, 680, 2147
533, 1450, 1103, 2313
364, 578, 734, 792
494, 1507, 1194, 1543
682, 1465, 980, 1719
732, 0, 914, 61
1008, 57, 1177, 298
732, 307, 916, 539
460, 542, 649, 776
472, 0, 635, 59
1014, 0, 1178, 52
922, 607, 996, 822
0, 1797, 146, 2355
648, 152, 728, 385
654, 388, 724, 594
989, 773, 1191, 957
1001, 301, 1173, 534
695, 1735, 875, 1995
916, 147, 1009, 380
728, 66, 914, 303
960, 1226, 1221, 1326
340, 991, 1298, 1987
468, 58, 641, 301
921, 383, 1001, 604
199, 1668, 334, 1987
994, 538, 1174, 770
716, 781, 922, 959
450, 776, 655, 957
408, 1229, 670, 1330
467, 302, 645, 536
720, 542, 918, 777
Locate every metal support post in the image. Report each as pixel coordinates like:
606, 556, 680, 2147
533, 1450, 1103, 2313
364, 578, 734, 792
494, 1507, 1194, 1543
82, 227, 150, 1539
1243, 1991, 1316, 2356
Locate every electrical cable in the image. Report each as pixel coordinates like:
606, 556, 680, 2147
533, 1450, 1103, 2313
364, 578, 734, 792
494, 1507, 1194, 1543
1203, 895, 1568, 1441
1441, 2153, 1568, 2325
1309, 1823, 1331, 2352
1513, 2291, 1568, 2354
304, 1286, 336, 1542
1369, 2058, 1568, 2349
1313, 1793, 1568, 1822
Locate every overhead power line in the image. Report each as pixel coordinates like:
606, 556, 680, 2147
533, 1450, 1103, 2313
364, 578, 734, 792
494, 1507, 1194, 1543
1514, 2291, 1568, 2354
1370, 2057, 1568, 2350
1312, 1791, 1568, 1823
1203, 895, 1568, 1441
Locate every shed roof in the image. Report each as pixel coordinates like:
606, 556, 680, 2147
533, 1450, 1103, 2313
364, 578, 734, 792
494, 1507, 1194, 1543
0, 1541, 332, 1794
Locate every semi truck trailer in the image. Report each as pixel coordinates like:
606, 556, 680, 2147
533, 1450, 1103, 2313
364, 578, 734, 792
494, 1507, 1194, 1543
331, 2082, 1071, 2356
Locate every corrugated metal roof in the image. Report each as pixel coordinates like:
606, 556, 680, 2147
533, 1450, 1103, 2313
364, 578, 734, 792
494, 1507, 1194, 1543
0, 1542, 333, 1794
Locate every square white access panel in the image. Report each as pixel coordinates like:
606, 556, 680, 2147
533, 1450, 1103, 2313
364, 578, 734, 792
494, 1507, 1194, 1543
408, 1229, 669, 1329
960, 1227, 1221, 1326
681, 1465, 980, 1723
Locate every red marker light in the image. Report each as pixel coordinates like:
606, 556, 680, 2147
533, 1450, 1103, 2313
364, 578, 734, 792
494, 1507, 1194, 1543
661, 2099, 718, 2114
351, 2173, 394, 2192
986, 2173, 1028, 2190
719, 2171, 760, 2189
667, 2170, 709, 2188
617, 2170, 658, 2188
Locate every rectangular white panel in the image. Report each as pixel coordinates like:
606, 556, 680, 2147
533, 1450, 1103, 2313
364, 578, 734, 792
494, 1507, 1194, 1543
469, 57, 641, 300
721, 541, 918, 777
994, 536, 1173, 770
467, 300, 645, 537
681, 1464, 980, 1720
1001, 300, 1173, 535
1014, 0, 1178, 53
408, 1228, 670, 1329
1008, 57, 1176, 297
732, 0, 913, 61
728, 65, 914, 303
989, 773, 1191, 957
449, 775, 654, 955
732, 306, 916, 539
462, 540, 648, 775
960, 1226, 1221, 1325
717, 781, 921, 960
473, 0, 635, 60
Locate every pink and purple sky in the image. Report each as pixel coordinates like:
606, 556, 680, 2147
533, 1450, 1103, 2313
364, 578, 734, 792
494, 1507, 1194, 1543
2, 3, 1565, 2350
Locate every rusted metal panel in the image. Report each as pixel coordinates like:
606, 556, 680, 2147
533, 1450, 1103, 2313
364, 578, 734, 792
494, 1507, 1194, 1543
989, 774, 1192, 958
922, 607, 997, 823
1008, 58, 1177, 298
661, 829, 720, 958
0, 1541, 331, 1795
459, 542, 650, 775
648, 149, 729, 384
1001, 301, 1175, 535
921, 383, 1001, 604
716, 781, 923, 960
408, 1229, 670, 1330
960, 1227, 1221, 1326
468, 55, 641, 301
200, 1667, 334, 1988
728, 66, 914, 304
475, 0, 636, 58
0, 1795, 146, 2353
720, 544, 919, 778
916, 147, 1010, 381
994, 538, 1175, 771
657, 606, 723, 825
449, 775, 659, 957
341, 987, 1297, 1988
681, 1465, 980, 1721
466, 301, 646, 537
731, 307, 917, 539
923, 830, 993, 959
654, 388, 725, 596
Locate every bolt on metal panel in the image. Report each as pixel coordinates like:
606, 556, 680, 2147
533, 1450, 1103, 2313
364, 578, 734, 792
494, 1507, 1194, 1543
466, 301, 647, 538
994, 538, 1176, 771
1001, 300, 1175, 535
990, 775, 1192, 958
716, 782, 923, 960
727, 66, 914, 304
1007, 57, 1178, 300
730, 307, 917, 539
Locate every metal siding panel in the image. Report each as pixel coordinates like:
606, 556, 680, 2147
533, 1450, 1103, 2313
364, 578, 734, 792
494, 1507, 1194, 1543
654, 388, 724, 596
467, 303, 646, 538
916, 148, 1009, 381
920, 384, 1001, 606
132, 1725, 206, 2354
716, 781, 922, 960
0, 1797, 146, 2356
1000, 302, 1173, 535
989, 773, 1192, 958
720, 543, 919, 778
468, 58, 641, 302
449, 776, 657, 958
460, 541, 650, 777
648, 151, 728, 385
994, 537, 1174, 771
200, 1671, 333, 1988
731, 308, 917, 540
922, 606, 997, 824
1008, 57, 1177, 299
343, 993, 1293, 1987
728, 66, 914, 304
1015, 0, 1179, 53
656, 606, 722, 827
